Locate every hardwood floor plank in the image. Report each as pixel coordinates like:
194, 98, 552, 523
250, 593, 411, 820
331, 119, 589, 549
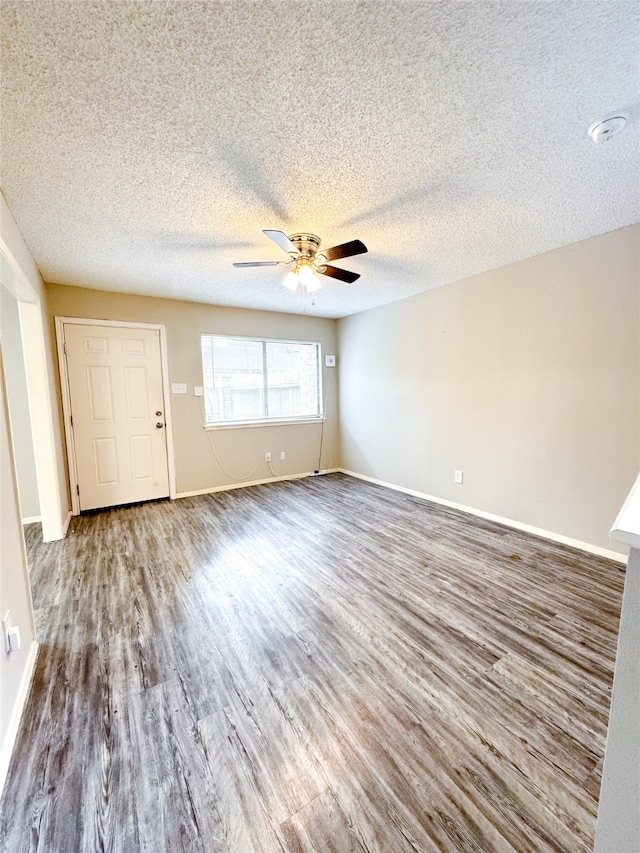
125, 678, 226, 853
2, 474, 625, 852
461, 668, 601, 784
280, 787, 368, 853
288, 673, 516, 853
492, 652, 610, 750
201, 670, 328, 826
198, 706, 289, 852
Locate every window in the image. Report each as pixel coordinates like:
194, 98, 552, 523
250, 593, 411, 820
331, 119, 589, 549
201, 335, 322, 426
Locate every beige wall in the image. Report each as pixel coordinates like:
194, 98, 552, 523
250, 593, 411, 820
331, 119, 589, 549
338, 225, 640, 555
46, 285, 340, 495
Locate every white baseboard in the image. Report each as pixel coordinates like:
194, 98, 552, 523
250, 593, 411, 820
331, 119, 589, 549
176, 468, 341, 500
339, 469, 627, 564
21, 515, 41, 525
0, 640, 38, 800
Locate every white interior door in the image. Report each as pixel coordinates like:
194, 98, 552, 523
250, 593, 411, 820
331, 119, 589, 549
63, 323, 170, 511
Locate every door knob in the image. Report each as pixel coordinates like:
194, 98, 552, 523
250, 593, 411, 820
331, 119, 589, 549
156, 422, 164, 429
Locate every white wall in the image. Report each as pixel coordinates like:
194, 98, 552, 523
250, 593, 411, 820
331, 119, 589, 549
594, 545, 640, 851
0, 192, 71, 541
0, 191, 64, 794
596, 476, 640, 851
0, 348, 38, 795
338, 226, 640, 556
0, 284, 40, 520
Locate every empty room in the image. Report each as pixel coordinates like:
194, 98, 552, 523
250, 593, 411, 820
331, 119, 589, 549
0, 2, 639, 852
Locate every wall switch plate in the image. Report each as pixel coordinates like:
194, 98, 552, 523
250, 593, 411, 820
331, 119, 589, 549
280, 451, 286, 460
193, 386, 204, 397
171, 383, 187, 394
454, 470, 464, 484
8, 625, 21, 652
325, 355, 336, 367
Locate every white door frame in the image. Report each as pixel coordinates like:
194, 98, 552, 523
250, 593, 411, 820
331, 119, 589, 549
0, 242, 68, 541
55, 316, 177, 515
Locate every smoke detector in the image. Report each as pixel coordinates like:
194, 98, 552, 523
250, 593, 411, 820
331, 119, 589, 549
588, 110, 630, 144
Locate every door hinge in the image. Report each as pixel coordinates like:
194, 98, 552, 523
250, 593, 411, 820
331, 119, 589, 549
64, 341, 67, 355
70, 414, 73, 427
76, 484, 80, 496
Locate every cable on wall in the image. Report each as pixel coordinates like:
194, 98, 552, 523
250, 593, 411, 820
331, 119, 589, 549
200, 398, 264, 482
315, 368, 331, 473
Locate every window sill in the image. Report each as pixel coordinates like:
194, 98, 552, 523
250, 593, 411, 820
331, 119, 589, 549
204, 417, 324, 431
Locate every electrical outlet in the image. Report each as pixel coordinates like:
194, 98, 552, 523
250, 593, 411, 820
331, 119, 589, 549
454, 470, 463, 484
264, 452, 271, 462
280, 451, 286, 460
193, 386, 204, 397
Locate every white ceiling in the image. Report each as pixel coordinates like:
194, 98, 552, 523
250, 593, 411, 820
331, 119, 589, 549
1, 1, 638, 319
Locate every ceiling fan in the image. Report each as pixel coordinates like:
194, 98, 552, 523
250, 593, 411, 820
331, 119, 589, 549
233, 230, 367, 292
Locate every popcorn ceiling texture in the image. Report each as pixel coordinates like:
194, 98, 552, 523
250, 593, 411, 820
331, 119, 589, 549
1, 0, 638, 318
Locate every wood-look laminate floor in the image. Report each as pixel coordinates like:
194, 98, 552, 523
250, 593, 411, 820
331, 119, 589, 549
0, 473, 626, 853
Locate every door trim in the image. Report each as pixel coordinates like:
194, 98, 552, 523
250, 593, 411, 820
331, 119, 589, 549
55, 316, 177, 515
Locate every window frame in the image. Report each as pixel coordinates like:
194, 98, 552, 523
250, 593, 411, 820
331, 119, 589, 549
200, 333, 324, 429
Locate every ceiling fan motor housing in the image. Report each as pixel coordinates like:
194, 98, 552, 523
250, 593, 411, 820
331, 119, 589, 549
288, 233, 322, 260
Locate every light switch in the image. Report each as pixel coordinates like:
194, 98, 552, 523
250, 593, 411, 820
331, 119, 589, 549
8, 625, 21, 652
171, 383, 187, 394
2, 610, 11, 654
193, 386, 204, 397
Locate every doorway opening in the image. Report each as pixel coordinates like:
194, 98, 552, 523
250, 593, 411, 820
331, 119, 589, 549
0, 242, 68, 543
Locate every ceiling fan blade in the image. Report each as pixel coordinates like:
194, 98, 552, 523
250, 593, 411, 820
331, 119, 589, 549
263, 229, 298, 257
317, 264, 360, 284
321, 239, 368, 262
233, 261, 284, 267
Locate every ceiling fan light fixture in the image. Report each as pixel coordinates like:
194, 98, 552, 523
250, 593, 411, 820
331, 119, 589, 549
304, 276, 321, 293
282, 269, 299, 291
298, 263, 320, 291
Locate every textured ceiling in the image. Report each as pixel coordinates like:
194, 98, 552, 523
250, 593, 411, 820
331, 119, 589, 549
1, 1, 638, 319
